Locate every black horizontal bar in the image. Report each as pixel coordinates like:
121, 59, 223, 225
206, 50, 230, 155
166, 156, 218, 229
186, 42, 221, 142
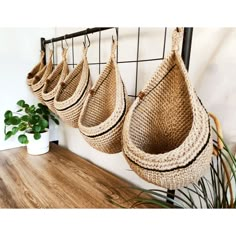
52, 57, 164, 67
44, 27, 114, 44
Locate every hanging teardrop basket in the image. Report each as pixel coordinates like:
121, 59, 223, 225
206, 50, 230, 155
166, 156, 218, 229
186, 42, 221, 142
42, 49, 69, 114
31, 50, 54, 104
78, 40, 130, 154
54, 46, 92, 128
26, 51, 45, 87
122, 28, 213, 189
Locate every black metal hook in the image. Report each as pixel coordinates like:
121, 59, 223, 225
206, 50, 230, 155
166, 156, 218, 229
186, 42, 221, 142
83, 30, 90, 48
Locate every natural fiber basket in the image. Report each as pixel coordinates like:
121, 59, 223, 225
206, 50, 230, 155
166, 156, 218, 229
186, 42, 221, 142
78, 40, 130, 154
54, 46, 92, 128
122, 28, 213, 190
42, 49, 69, 114
31, 50, 54, 103
26, 51, 45, 87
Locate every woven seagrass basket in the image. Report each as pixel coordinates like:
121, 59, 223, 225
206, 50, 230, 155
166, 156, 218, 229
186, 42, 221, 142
31, 50, 54, 104
122, 28, 213, 190
42, 49, 69, 114
78, 40, 130, 154
54, 46, 92, 128
26, 51, 45, 87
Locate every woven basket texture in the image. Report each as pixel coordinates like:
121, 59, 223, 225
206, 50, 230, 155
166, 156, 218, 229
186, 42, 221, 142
31, 50, 54, 104
26, 51, 45, 87
122, 28, 213, 189
42, 49, 69, 114
54, 46, 92, 128
78, 40, 131, 154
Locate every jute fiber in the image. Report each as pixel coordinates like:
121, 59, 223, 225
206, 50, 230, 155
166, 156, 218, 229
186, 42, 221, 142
78, 40, 130, 154
122, 28, 213, 190
26, 51, 45, 87
42, 48, 69, 114
31, 50, 54, 104
54, 46, 92, 128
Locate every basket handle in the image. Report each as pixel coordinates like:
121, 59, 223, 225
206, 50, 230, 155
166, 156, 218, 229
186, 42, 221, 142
172, 27, 184, 52
82, 43, 89, 58
48, 49, 53, 61
62, 48, 68, 61
40, 50, 45, 60
111, 39, 118, 60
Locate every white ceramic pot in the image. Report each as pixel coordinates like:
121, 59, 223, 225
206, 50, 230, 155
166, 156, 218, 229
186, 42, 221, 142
26, 129, 49, 155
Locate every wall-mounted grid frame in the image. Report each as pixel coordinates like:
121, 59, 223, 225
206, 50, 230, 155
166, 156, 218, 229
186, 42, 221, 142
40, 27, 193, 203
41, 27, 193, 99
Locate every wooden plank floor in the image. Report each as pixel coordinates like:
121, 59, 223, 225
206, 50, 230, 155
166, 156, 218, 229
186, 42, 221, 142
0, 143, 157, 208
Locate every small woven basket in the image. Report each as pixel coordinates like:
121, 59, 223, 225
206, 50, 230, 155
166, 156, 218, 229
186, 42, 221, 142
78, 40, 130, 154
122, 28, 213, 190
42, 49, 69, 114
26, 51, 45, 87
31, 50, 54, 104
54, 46, 92, 128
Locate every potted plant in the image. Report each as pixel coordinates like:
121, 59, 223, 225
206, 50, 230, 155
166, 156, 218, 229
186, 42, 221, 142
3, 99, 59, 155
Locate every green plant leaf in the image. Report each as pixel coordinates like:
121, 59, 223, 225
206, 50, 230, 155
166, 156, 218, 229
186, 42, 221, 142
32, 125, 41, 133
39, 119, 49, 129
11, 127, 18, 135
31, 115, 40, 124
36, 108, 43, 114
18, 134, 29, 144
38, 103, 45, 108
4, 110, 12, 119
4, 118, 11, 125
34, 132, 41, 140
23, 103, 29, 108
51, 116, 59, 125
29, 105, 36, 113
43, 115, 49, 121
9, 116, 21, 125
21, 115, 30, 122
5, 131, 12, 140
16, 109, 23, 112
18, 122, 27, 131
17, 100, 25, 107
40, 105, 50, 115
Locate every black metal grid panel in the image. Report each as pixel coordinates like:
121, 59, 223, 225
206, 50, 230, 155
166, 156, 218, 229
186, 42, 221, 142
41, 27, 172, 99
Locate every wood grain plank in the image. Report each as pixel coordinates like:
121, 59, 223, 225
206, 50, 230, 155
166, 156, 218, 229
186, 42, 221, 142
0, 144, 158, 208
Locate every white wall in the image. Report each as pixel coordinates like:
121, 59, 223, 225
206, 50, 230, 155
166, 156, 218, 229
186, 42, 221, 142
0, 28, 57, 150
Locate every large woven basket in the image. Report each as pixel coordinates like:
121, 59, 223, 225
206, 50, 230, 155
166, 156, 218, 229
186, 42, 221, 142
54, 46, 92, 128
26, 51, 45, 87
42, 49, 69, 114
31, 50, 54, 103
78, 40, 130, 154
122, 28, 213, 190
